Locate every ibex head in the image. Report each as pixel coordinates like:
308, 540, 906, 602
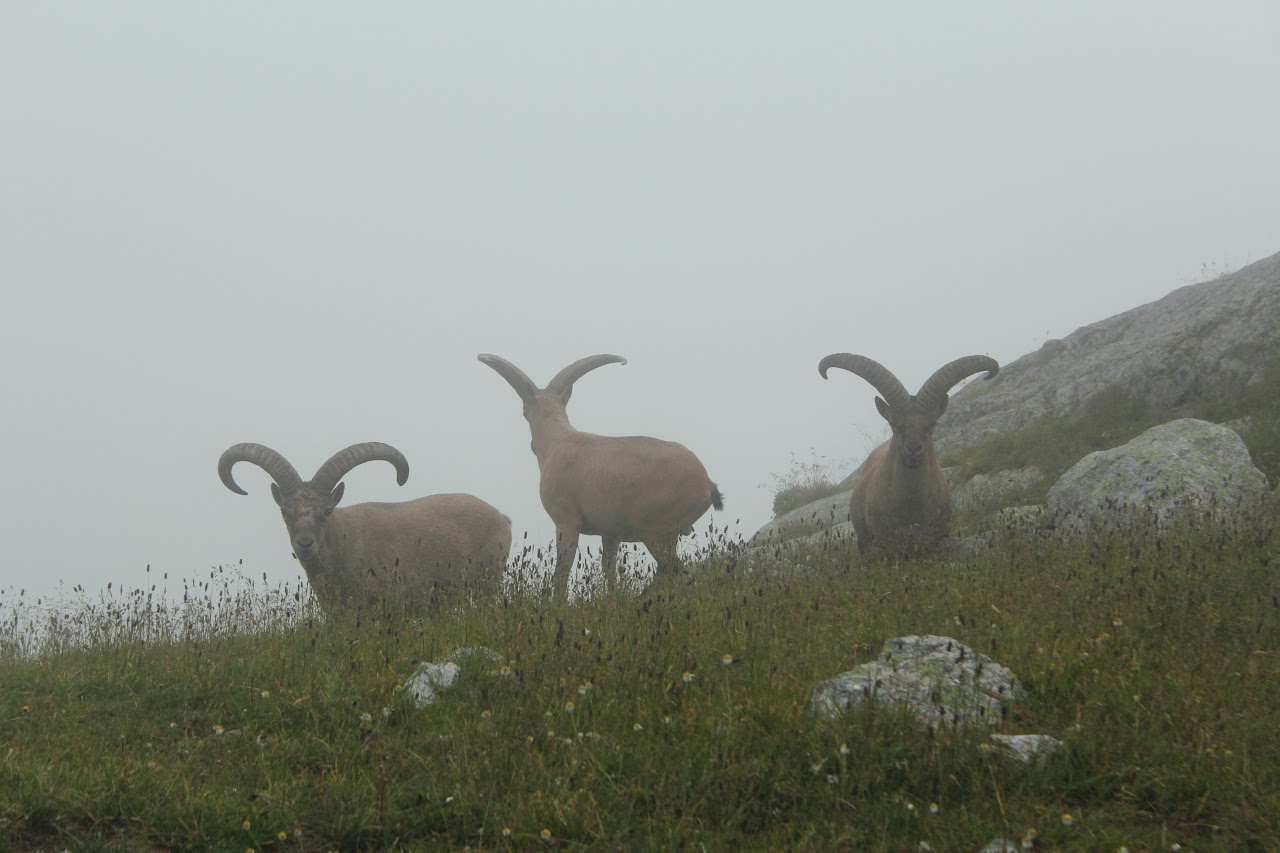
218, 442, 409, 562
478, 353, 628, 454
820, 354, 999, 468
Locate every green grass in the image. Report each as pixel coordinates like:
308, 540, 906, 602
769, 450, 852, 518
3, 514, 1279, 851
942, 384, 1163, 495
772, 481, 848, 519
1195, 361, 1280, 488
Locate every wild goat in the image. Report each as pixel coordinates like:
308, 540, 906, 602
218, 442, 511, 609
478, 353, 723, 598
819, 354, 999, 556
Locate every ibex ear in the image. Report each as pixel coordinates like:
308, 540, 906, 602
330, 482, 346, 507
557, 385, 573, 405
270, 483, 284, 507
874, 396, 891, 420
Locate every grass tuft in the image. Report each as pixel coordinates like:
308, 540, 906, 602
769, 450, 853, 517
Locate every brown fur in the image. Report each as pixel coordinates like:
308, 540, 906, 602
849, 401, 952, 556
281, 491, 512, 609
221, 442, 511, 611
481, 354, 721, 598
821, 353, 998, 558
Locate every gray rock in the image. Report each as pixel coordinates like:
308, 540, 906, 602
810, 635, 1024, 729
935, 252, 1280, 459
405, 647, 502, 707
977, 840, 1020, 853
952, 467, 1045, 516
1047, 418, 1268, 535
737, 520, 858, 575
405, 661, 459, 707
988, 733, 1064, 765
764, 521, 858, 553
751, 490, 853, 544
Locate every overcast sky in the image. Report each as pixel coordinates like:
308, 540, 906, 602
2, 3, 1278, 603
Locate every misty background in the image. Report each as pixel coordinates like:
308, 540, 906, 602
2, 3, 1278, 602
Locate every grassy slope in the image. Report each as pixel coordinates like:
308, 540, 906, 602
3, 514, 1279, 852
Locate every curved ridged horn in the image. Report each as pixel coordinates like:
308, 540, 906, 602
818, 353, 910, 409
478, 353, 539, 402
310, 442, 410, 495
218, 443, 303, 496
915, 355, 1000, 411
546, 354, 628, 396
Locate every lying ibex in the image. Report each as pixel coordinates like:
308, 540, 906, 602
218, 442, 511, 609
819, 354, 999, 556
478, 353, 723, 598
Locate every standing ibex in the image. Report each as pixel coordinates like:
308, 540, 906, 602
819, 354, 999, 556
478, 354, 723, 598
218, 442, 511, 609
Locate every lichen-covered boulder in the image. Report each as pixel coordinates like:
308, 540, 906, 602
952, 467, 1045, 517
810, 635, 1024, 728
1047, 418, 1268, 535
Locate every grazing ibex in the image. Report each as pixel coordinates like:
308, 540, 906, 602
819, 354, 999, 556
478, 354, 723, 598
218, 442, 511, 609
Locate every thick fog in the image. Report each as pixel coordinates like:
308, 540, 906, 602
2, 3, 1278, 600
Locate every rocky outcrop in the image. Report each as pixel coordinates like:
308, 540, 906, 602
811, 636, 1066, 787
760, 253, 1279, 544
1048, 418, 1268, 535
936, 253, 1280, 458
404, 647, 502, 708
750, 490, 853, 544
810, 635, 1024, 728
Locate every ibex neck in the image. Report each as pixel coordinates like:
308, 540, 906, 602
529, 406, 577, 451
